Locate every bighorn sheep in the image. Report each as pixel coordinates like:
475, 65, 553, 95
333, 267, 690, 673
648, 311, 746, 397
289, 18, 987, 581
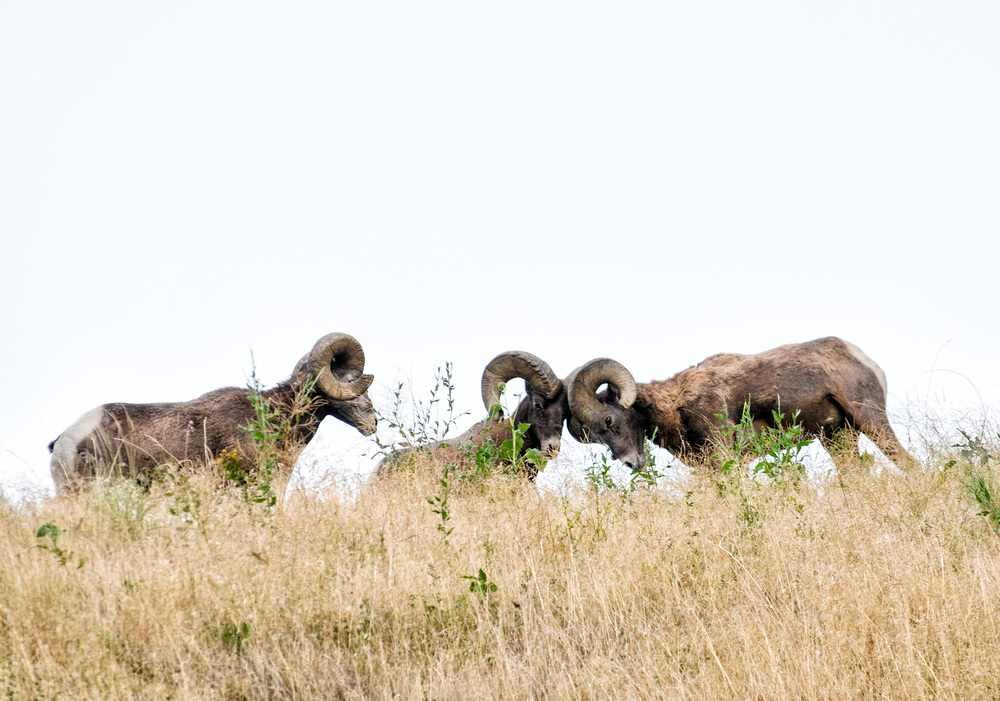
49, 333, 376, 493
567, 337, 912, 471
375, 351, 569, 479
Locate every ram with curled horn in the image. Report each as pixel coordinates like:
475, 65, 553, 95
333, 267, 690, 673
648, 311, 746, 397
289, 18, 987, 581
48, 333, 376, 494
567, 337, 913, 472
375, 351, 569, 480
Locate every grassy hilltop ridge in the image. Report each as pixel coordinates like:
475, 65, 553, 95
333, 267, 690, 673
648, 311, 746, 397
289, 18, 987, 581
6, 432, 1000, 700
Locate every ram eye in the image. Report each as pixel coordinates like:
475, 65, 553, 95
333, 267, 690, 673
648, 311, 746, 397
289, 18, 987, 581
605, 416, 613, 429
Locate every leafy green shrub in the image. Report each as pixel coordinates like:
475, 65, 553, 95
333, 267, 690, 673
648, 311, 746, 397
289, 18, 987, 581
192, 359, 324, 524
712, 399, 810, 480
954, 431, 1000, 532
481, 380, 548, 478
35, 519, 85, 569
462, 568, 498, 603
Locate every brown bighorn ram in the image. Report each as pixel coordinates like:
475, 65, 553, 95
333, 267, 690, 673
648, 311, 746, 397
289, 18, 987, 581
567, 337, 912, 471
375, 351, 569, 479
48, 333, 376, 493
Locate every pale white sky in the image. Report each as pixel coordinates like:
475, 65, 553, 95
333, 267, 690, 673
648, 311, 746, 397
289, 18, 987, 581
2, 1, 998, 498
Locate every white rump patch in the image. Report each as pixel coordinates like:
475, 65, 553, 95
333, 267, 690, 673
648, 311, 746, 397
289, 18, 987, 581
50, 406, 105, 492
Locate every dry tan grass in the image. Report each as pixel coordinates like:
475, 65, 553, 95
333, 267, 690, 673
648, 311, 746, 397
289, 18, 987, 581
3, 443, 1000, 700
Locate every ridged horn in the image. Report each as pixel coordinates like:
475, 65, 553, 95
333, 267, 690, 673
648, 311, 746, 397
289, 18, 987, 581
567, 358, 637, 425
481, 351, 561, 415
305, 333, 374, 401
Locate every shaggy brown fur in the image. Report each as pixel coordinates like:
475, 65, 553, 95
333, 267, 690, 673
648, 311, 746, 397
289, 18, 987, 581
579, 337, 912, 470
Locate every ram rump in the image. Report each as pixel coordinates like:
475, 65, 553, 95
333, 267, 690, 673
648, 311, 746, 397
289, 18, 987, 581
376, 351, 569, 479
567, 337, 912, 471
49, 333, 376, 493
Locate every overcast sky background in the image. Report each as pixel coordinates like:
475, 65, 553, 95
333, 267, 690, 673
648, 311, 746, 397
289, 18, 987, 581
2, 1, 998, 499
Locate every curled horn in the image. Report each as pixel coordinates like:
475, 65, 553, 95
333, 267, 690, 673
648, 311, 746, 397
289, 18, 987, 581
566, 358, 637, 425
481, 351, 561, 417
305, 333, 374, 401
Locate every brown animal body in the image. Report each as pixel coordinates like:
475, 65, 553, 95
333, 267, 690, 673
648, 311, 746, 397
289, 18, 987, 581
567, 337, 911, 471
49, 333, 376, 493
